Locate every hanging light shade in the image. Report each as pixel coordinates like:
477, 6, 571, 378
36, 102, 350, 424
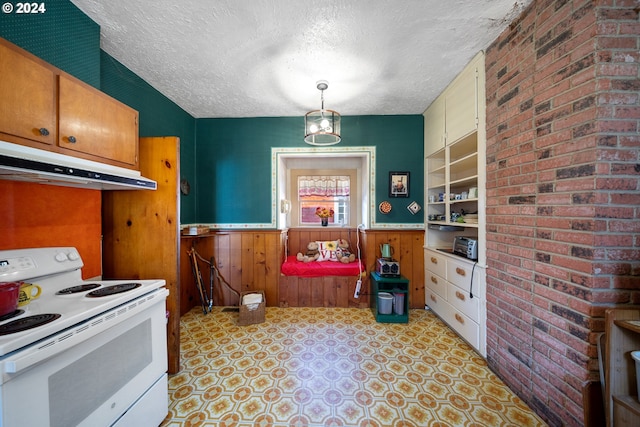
304, 80, 341, 146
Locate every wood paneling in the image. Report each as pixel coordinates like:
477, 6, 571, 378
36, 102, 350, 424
179, 228, 425, 312
102, 136, 180, 374
361, 229, 425, 309
180, 230, 283, 313
179, 238, 201, 314
278, 275, 368, 308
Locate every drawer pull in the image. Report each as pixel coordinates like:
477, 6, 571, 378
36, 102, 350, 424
430, 257, 437, 264
455, 267, 466, 276
430, 294, 437, 303
455, 291, 465, 301
430, 276, 438, 284
455, 313, 464, 324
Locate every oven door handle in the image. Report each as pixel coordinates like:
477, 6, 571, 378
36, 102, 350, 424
5, 326, 89, 373
4, 289, 168, 374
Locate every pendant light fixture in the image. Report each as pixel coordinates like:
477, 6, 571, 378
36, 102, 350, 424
304, 80, 341, 146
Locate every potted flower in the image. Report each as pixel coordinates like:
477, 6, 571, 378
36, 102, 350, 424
315, 207, 334, 226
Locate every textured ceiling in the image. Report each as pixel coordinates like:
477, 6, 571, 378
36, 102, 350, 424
70, 0, 532, 119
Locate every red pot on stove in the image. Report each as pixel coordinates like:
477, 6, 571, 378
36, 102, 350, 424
0, 282, 22, 316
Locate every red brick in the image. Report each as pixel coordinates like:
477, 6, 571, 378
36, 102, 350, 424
590, 290, 632, 303
596, 177, 637, 190
597, 148, 639, 161
555, 177, 597, 191
597, 35, 638, 49
595, 234, 633, 246
554, 231, 596, 246
597, 119, 638, 133
552, 254, 594, 273
536, 239, 571, 255
595, 206, 635, 218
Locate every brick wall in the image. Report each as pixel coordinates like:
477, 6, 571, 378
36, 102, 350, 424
484, 0, 639, 425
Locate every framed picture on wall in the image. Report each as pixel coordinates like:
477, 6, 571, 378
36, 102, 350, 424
389, 171, 409, 198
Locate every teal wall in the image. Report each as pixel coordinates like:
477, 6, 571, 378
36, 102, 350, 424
196, 115, 424, 225
1, 0, 425, 228
0, 0, 100, 87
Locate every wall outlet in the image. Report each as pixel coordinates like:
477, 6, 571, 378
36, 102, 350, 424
354, 279, 362, 298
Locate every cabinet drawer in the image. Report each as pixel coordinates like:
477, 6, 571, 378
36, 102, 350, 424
447, 259, 475, 290
449, 308, 479, 350
425, 250, 447, 278
426, 289, 446, 315
447, 284, 479, 322
426, 270, 447, 299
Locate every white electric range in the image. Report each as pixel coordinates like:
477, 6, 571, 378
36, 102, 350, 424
0, 247, 169, 427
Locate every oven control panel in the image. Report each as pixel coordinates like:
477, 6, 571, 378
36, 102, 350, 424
0, 256, 36, 277
0, 247, 82, 281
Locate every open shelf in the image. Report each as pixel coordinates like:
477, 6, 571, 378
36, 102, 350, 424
605, 308, 640, 427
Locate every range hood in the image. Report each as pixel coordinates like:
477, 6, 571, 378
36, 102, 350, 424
0, 141, 156, 190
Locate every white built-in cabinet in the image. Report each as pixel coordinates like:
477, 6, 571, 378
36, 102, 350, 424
423, 51, 487, 357
423, 95, 445, 157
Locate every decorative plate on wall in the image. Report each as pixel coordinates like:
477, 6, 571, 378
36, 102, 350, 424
407, 201, 421, 215
379, 201, 392, 214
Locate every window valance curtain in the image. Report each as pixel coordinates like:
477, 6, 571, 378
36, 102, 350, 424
298, 176, 350, 197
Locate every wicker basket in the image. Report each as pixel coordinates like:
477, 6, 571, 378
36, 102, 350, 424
238, 290, 266, 326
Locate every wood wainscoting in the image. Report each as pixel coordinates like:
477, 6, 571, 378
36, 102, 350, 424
360, 229, 425, 309
180, 230, 283, 315
280, 227, 368, 309
179, 228, 426, 313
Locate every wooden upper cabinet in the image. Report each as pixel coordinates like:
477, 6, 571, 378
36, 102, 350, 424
0, 39, 56, 147
58, 75, 138, 167
0, 37, 139, 170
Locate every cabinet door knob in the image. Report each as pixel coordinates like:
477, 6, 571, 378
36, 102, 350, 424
455, 313, 464, 324
67, 135, 77, 143
456, 267, 466, 276
430, 257, 437, 264
39, 128, 49, 136
455, 291, 465, 301
430, 276, 438, 284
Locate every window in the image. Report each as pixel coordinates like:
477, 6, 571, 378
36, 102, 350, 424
298, 175, 350, 226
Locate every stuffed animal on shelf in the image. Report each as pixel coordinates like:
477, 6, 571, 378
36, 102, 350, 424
296, 241, 320, 263
335, 238, 356, 263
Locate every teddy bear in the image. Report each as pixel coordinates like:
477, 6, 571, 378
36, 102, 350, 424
335, 238, 356, 263
297, 241, 320, 263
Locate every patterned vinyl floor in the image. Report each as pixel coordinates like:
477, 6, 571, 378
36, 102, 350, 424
161, 307, 547, 427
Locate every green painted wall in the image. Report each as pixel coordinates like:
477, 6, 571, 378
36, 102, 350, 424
196, 115, 424, 225
0, 0, 100, 88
